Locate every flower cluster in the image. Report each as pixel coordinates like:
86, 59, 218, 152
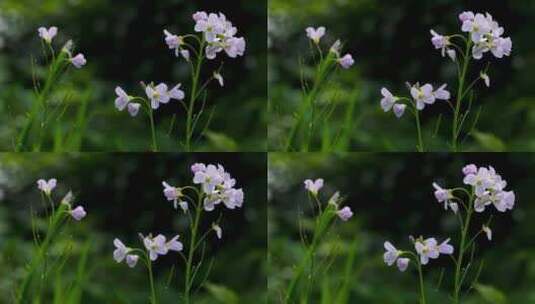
113, 234, 183, 269
304, 178, 353, 221
192, 12, 246, 60
384, 237, 454, 272
38, 26, 87, 69
462, 164, 515, 212
305, 26, 355, 69
192, 163, 244, 211
114, 82, 185, 117
37, 178, 87, 221
380, 82, 450, 118
459, 12, 512, 60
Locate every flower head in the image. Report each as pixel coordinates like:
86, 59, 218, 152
143, 234, 168, 261
38, 26, 58, 43
410, 83, 435, 110
380, 88, 398, 112
70, 206, 87, 221
192, 163, 244, 211
462, 164, 478, 176
113, 238, 129, 263
70, 53, 87, 69
193, 12, 246, 60
397, 258, 410, 272
393, 104, 406, 118
37, 178, 57, 195
163, 29, 186, 58
126, 254, 139, 268
430, 29, 456, 61
337, 54, 354, 69
336, 206, 353, 221
304, 178, 324, 195
414, 238, 440, 265
306, 26, 325, 44
166, 235, 183, 252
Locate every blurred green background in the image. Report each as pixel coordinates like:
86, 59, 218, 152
269, 153, 535, 303
0, 0, 266, 151
268, 0, 535, 151
0, 153, 267, 303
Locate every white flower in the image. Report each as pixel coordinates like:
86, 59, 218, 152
383, 241, 409, 272
113, 238, 130, 263
166, 235, 183, 252
304, 178, 324, 195
192, 163, 244, 211
482, 225, 492, 241
143, 234, 168, 261
38, 26, 57, 44
213, 71, 224, 87
480, 72, 490, 87
212, 223, 223, 239
305, 26, 325, 44
37, 178, 57, 195
410, 83, 435, 110
126, 254, 139, 268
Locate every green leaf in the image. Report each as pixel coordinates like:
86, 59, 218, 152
474, 283, 507, 304
205, 131, 238, 151
205, 283, 239, 304
472, 131, 506, 152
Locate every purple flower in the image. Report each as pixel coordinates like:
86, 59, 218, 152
144, 234, 168, 261
304, 178, 324, 195
145, 83, 171, 109
70, 53, 87, 69
410, 83, 435, 110
223, 37, 246, 58
168, 83, 185, 100
113, 239, 129, 263
193, 11, 208, 22
70, 206, 87, 221
393, 104, 406, 118
397, 258, 410, 272
305, 26, 325, 44
462, 13, 491, 42
336, 206, 353, 221
462, 164, 478, 176
37, 178, 57, 195
415, 238, 440, 265
380, 88, 396, 112
126, 254, 139, 268
433, 84, 451, 100
165, 235, 183, 252
38, 26, 57, 43
114, 87, 131, 111
384, 241, 409, 271
459, 11, 475, 23
337, 54, 354, 69
191, 163, 206, 173
432, 182, 450, 203
430, 29, 455, 61
438, 238, 454, 255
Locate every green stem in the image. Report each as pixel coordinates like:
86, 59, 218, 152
414, 108, 424, 152
453, 190, 474, 303
17, 204, 68, 303
147, 254, 157, 304
184, 198, 203, 303
452, 38, 472, 152
185, 39, 205, 152
417, 259, 426, 304
148, 107, 158, 152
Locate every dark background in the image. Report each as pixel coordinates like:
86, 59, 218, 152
269, 153, 535, 303
268, 0, 535, 151
0, 0, 267, 151
0, 152, 267, 303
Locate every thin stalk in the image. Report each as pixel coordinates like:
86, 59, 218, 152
146, 254, 157, 304
148, 108, 158, 152
452, 38, 472, 151
417, 260, 426, 304
414, 107, 424, 152
453, 190, 474, 303
17, 204, 68, 303
184, 199, 203, 303
185, 38, 206, 152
